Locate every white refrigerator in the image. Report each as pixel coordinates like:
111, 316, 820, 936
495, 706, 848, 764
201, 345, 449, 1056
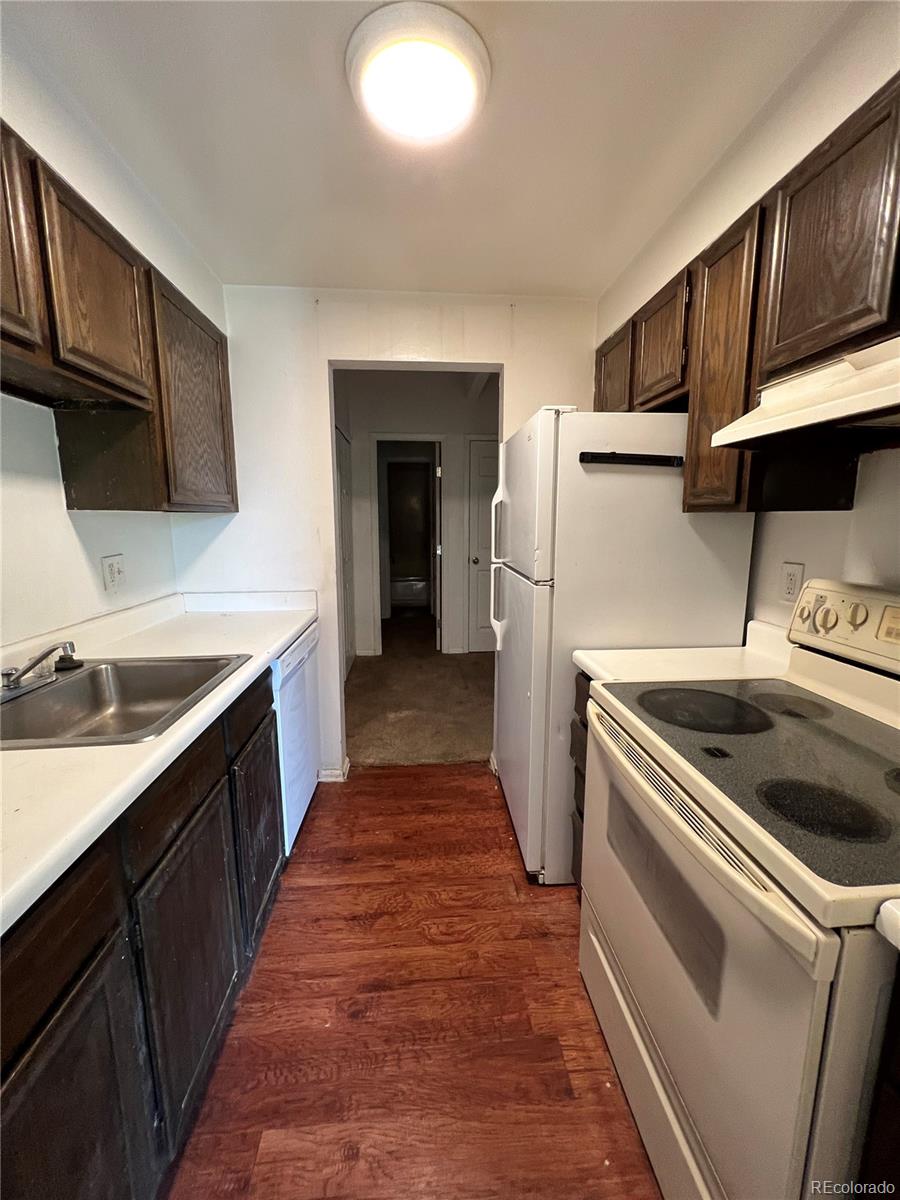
490, 407, 755, 884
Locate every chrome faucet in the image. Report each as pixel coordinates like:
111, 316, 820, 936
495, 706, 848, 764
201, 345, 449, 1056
1, 641, 77, 693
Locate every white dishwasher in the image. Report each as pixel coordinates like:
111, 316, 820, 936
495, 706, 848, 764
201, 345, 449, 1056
272, 620, 320, 854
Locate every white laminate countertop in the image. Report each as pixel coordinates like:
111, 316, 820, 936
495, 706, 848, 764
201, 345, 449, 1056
573, 620, 792, 690
1, 608, 316, 934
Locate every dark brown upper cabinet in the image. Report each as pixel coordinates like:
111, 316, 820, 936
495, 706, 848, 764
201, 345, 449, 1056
683, 208, 761, 512
593, 321, 633, 412
758, 73, 900, 380
151, 271, 238, 511
36, 162, 156, 406
1, 127, 45, 351
631, 268, 691, 409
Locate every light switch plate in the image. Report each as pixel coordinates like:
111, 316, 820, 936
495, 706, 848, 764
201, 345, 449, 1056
101, 553, 126, 594
780, 561, 804, 603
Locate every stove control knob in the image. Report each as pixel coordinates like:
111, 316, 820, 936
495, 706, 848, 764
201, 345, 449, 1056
848, 602, 869, 630
817, 605, 839, 633
797, 604, 812, 623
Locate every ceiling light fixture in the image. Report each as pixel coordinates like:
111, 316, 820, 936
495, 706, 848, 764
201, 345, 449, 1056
346, 2, 491, 144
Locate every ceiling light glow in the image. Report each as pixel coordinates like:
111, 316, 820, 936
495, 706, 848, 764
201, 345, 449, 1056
346, 3, 490, 144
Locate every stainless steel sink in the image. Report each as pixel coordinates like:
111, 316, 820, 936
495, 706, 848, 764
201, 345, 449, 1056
0, 656, 251, 749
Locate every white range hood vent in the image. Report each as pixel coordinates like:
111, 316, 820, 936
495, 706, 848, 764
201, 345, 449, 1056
711, 336, 900, 448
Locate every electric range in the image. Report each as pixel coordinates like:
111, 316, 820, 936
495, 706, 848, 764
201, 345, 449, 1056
578, 579, 900, 1200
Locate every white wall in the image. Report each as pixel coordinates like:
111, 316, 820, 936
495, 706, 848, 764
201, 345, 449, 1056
594, 4, 900, 341
0, 397, 178, 645
170, 287, 595, 772
0, 29, 226, 646
749, 449, 900, 628
334, 369, 499, 655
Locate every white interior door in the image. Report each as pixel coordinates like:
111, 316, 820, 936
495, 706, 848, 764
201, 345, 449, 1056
336, 431, 355, 679
468, 439, 498, 652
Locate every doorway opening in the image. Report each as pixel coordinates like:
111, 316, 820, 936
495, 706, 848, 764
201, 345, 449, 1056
379, 440, 441, 651
331, 366, 500, 765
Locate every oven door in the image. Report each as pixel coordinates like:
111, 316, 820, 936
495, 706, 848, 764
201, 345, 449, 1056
580, 700, 840, 1200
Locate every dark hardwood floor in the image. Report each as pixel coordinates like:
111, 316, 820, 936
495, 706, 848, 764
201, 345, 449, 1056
167, 764, 661, 1199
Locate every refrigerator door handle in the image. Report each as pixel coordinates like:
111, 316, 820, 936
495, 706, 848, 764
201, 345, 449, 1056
491, 489, 503, 563
490, 564, 505, 651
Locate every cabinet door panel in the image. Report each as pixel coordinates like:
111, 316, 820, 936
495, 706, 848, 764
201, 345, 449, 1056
632, 268, 690, 408
593, 321, 632, 412
36, 163, 155, 402
1, 127, 45, 348
134, 779, 240, 1152
152, 272, 238, 510
231, 710, 283, 955
760, 81, 900, 374
683, 208, 761, 511
1, 933, 158, 1200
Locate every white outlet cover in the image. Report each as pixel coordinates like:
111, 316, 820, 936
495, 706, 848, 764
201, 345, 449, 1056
780, 561, 804, 602
101, 553, 126, 594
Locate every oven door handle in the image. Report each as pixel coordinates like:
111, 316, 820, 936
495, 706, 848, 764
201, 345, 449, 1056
588, 704, 838, 981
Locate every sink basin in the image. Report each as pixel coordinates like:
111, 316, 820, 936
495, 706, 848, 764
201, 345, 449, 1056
0, 656, 251, 749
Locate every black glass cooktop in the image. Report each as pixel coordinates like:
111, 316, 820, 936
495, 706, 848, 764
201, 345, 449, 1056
604, 678, 900, 888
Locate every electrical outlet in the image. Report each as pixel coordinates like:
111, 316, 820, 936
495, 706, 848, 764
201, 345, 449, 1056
780, 561, 804, 603
101, 553, 126, 594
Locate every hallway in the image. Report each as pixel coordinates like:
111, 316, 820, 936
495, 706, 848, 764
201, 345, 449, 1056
168, 764, 661, 1200
344, 611, 494, 764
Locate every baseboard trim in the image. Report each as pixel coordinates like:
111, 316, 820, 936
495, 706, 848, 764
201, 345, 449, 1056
318, 756, 350, 782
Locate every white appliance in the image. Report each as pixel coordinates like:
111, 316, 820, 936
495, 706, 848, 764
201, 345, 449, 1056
581, 579, 900, 1200
271, 620, 320, 854
712, 334, 900, 447
489, 406, 755, 883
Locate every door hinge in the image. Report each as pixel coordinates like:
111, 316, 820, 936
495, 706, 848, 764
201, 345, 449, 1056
436, 544, 442, 556
684, 282, 691, 306
435, 466, 442, 478
682, 346, 688, 368
132, 920, 144, 952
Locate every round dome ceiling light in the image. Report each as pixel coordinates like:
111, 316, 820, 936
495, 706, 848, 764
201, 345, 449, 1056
346, 2, 491, 144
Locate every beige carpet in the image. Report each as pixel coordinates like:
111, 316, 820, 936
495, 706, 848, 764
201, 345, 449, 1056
345, 611, 495, 765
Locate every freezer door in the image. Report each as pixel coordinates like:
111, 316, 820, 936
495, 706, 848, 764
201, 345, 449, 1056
494, 407, 561, 581
492, 564, 553, 873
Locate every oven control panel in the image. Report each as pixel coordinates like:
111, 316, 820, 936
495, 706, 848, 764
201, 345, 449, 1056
789, 579, 900, 672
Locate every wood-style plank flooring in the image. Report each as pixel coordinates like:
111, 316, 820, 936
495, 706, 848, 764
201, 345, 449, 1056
168, 764, 661, 1199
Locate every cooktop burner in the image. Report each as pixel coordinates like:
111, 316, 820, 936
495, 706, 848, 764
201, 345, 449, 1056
758, 779, 893, 843
638, 687, 773, 735
603, 677, 900, 888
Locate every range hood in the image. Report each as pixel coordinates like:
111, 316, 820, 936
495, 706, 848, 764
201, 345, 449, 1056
711, 336, 900, 448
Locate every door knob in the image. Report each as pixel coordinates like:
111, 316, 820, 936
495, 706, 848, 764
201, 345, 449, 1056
472, 557, 479, 564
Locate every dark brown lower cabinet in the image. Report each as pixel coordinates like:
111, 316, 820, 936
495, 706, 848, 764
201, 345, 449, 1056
133, 778, 241, 1154
1, 932, 158, 1200
0, 672, 286, 1199
231, 709, 284, 956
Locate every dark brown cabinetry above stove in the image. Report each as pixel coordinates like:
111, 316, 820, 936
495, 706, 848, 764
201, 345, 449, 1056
757, 73, 900, 382
593, 320, 633, 412
682, 209, 761, 511
591, 71, 900, 514
0, 122, 238, 513
632, 268, 691, 410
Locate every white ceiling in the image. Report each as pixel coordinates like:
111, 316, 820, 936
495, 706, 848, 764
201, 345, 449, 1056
3, 1, 854, 297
